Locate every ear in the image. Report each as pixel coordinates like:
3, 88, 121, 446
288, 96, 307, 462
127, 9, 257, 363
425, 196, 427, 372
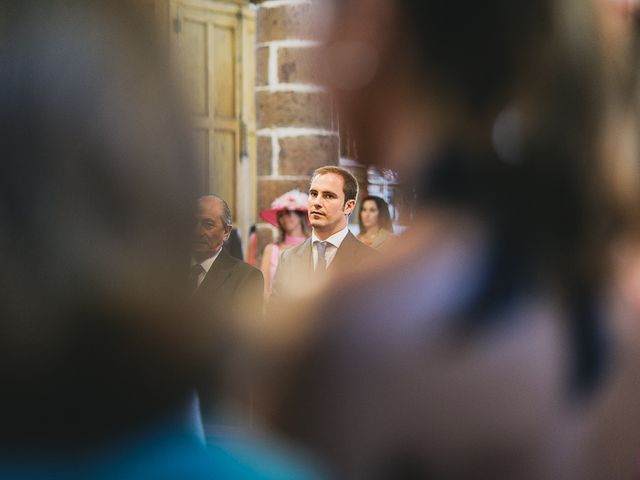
344, 199, 356, 216
223, 225, 233, 242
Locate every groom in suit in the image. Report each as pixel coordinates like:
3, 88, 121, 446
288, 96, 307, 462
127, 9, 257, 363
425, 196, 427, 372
271, 166, 378, 302
191, 194, 263, 424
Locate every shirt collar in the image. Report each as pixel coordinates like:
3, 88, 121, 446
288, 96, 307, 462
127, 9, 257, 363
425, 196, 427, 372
311, 225, 350, 248
192, 247, 223, 273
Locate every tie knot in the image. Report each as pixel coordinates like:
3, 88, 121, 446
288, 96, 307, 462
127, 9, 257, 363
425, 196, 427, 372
315, 241, 328, 255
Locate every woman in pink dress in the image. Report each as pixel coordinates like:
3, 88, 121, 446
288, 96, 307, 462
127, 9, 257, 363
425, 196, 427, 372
260, 190, 310, 298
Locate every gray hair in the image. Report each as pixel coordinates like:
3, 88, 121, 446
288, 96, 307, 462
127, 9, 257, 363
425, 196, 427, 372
202, 194, 233, 227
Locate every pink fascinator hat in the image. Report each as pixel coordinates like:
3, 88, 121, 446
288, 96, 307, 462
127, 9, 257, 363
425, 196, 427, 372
259, 189, 308, 227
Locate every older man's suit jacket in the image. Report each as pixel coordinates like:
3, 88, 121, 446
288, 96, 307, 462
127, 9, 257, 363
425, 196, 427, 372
193, 248, 263, 320
192, 247, 263, 421
271, 231, 378, 302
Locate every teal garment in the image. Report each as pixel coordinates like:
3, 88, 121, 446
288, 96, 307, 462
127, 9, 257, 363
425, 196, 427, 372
0, 430, 324, 479
207, 436, 325, 480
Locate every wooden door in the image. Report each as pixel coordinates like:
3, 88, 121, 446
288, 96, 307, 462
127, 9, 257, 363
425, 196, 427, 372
170, 0, 256, 232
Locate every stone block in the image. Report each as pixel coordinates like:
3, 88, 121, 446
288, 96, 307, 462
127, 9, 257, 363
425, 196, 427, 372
279, 135, 339, 176
258, 178, 310, 216
256, 46, 269, 86
278, 46, 321, 84
257, 136, 273, 176
256, 91, 332, 130
257, 4, 313, 43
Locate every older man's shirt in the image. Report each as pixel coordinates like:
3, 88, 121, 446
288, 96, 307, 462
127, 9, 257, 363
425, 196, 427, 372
191, 248, 222, 288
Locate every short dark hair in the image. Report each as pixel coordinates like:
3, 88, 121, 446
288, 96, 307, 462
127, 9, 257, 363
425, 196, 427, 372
358, 196, 393, 232
311, 166, 359, 204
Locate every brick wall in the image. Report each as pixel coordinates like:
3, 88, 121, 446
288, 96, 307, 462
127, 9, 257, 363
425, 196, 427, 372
255, 0, 339, 216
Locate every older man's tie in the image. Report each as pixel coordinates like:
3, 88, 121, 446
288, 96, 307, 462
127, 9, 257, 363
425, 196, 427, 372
190, 263, 204, 292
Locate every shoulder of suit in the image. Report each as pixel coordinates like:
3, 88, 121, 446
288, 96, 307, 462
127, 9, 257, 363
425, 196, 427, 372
235, 258, 261, 275
346, 231, 380, 256
221, 249, 261, 274
281, 237, 311, 259
361, 241, 381, 257
231, 260, 264, 287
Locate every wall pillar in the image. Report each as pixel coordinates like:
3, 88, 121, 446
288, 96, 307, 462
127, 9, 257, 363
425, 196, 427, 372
255, 0, 339, 216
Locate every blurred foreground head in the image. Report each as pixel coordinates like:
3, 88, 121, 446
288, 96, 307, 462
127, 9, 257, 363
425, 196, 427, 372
0, 1, 202, 451
261, 0, 640, 478
317, 0, 639, 290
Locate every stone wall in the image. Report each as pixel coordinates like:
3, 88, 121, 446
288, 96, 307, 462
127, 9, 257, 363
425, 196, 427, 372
255, 0, 339, 216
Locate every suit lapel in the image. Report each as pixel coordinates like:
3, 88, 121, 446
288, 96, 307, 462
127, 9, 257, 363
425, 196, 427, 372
331, 231, 358, 270
293, 237, 314, 276
197, 248, 235, 295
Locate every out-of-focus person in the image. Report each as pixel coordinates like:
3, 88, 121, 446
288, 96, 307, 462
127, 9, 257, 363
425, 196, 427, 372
247, 223, 278, 268
259, 190, 310, 298
260, 0, 640, 479
191, 195, 263, 425
587, 2, 640, 479
356, 195, 394, 250
270, 166, 378, 302
224, 227, 244, 261
0, 1, 318, 478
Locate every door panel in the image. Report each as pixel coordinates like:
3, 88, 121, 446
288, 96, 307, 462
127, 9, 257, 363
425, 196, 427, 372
181, 18, 209, 117
212, 130, 236, 207
192, 128, 210, 184
213, 26, 236, 119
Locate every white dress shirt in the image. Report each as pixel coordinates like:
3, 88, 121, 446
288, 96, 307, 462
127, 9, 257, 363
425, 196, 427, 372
191, 247, 222, 288
311, 226, 350, 271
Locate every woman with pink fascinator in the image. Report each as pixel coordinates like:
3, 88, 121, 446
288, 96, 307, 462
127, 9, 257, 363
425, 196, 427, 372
260, 190, 310, 298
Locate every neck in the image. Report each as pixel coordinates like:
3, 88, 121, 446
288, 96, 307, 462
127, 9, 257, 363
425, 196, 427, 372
314, 222, 347, 241
287, 225, 304, 238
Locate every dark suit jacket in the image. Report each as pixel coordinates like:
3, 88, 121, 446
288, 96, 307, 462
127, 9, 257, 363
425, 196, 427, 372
191, 248, 263, 420
193, 247, 263, 319
271, 231, 378, 302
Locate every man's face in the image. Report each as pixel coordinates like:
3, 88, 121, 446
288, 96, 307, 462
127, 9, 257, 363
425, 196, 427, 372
193, 197, 232, 260
308, 173, 355, 237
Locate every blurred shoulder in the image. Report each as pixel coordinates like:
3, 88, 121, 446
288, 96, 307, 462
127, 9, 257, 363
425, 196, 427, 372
320, 219, 488, 336
372, 228, 395, 250
345, 231, 379, 258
